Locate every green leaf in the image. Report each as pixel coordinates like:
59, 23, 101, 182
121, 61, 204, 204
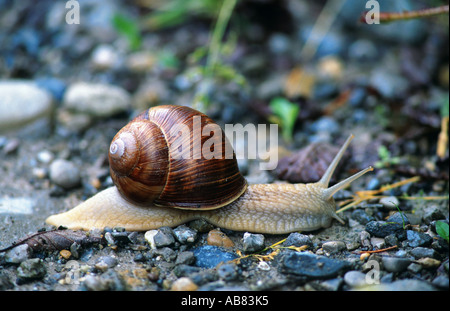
436, 220, 449, 243
112, 13, 141, 50
269, 97, 299, 143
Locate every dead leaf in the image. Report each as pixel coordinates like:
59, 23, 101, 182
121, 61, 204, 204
0, 229, 104, 253
275, 141, 345, 183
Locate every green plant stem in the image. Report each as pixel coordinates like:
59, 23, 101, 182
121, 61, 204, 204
205, 0, 237, 77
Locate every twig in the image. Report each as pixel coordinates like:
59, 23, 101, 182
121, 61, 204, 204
360, 5, 449, 24
359, 245, 397, 254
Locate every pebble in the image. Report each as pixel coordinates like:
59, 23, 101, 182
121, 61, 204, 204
432, 275, 449, 290
217, 263, 239, 281
387, 212, 410, 226
370, 237, 385, 249
283, 233, 313, 248
173, 225, 198, 245
280, 252, 350, 279
4, 244, 32, 264
351, 209, 375, 225
59, 250, 71, 260
242, 232, 265, 253
207, 229, 234, 248
381, 256, 411, 273
153, 227, 176, 248
322, 241, 346, 255
422, 206, 445, 224
343, 270, 367, 288
49, 159, 81, 189
17, 258, 47, 281
365, 220, 404, 238
63, 82, 130, 118
90, 44, 120, 70
171, 277, 198, 291
0, 80, 53, 132
192, 246, 238, 269
406, 230, 433, 247
175, 251, 196, 266
144, 230, 158, 249
379, 196, 400, 209
94, 256, 118, 272
410, 247, 438, 259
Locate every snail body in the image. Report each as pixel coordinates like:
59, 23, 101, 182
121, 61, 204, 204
46, 105, 373, 234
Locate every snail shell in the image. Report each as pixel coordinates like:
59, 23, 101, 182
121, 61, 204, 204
108, 105, 247, 209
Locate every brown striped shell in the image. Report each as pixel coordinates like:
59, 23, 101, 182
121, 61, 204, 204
108, 105, 247, 210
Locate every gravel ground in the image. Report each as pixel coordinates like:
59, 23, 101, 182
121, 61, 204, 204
0, 0, 448, 295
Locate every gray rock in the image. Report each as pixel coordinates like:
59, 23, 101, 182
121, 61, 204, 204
280, 252, 350, 279
406, 230, 433, 247
322, 241, 346, 255
4, 244, 32, 264
379, 196, 400, 209
423, 206, 445, 224
0, 80, 53, 133
351, 209, 375, 225
173, 225, 198, 244
365, 220, 404, 238
381, 256, 411, 273
94, 256, 118, 272
217, 262, 239, 281
175, 251, 196, 266
410, 247, 438, 259
242, 232, 265, 253
49, 159, 81, 189
192, 245, 238, 269
284, 233, 313, 247
63, 82, 130, 117
153, 227, 176, 248
17, 258, 46, 280
387, 212, 410, 226
344, 270, 367, 288
432, 275, 449, 290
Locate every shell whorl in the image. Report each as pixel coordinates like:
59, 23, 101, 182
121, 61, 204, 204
108, 105, 247, 210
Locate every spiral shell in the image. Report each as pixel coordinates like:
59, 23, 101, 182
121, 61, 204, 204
108, 105, 247, 210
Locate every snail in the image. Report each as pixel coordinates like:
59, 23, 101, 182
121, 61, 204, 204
46, 105, 373, 234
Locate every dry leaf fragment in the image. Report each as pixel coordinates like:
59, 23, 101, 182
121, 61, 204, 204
0, 229, 103, 253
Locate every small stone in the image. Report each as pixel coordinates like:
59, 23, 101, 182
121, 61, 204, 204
175, 251, 196, 266
284, 232, 313, 247
379, 196, 400, 209
360, 230, 372, 248
4, 244, 32, 264
370, 237, 385, 250
422, 206, 445, 224
406, 230, 433, 247
410, 247, 438, 259
59, 249, 71, 260
95, 256, 118, 272
407, 262, 422, 274
322, 241, 346, 255
384, 234, 399, 247
375, 279, 436, 291
432, 275, 449, 290
37, 150, 54, 164
343, 270, 367, 288
144, 230, 158, 249
49, 159, 81, 189
192, 245, 238, 269
207, 229, 234, 248
171, 277, 198, 291
173, 225, 197, 244
280, 252, 350, 279
217, 263, 239, 281
0, 80, 53, 132
17, 258, 46, 281
351, 209, 375, 225
387, 212, 410, 226
63, 82, 130, 118
381, 256, 411, 272
153, 227, 176, 248
365, 220, 404, 238
242, 232, 265, 253
153, 247, 177, 262
90, 44, 119, 70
